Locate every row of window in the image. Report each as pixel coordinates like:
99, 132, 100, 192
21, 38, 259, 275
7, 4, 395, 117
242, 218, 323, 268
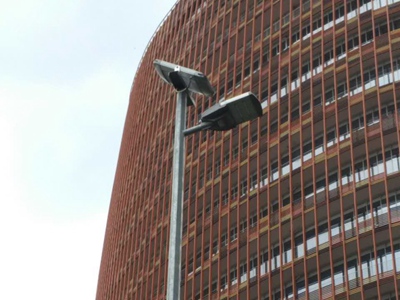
186, 106, 399, 230
219, 0, 400, 100
217, 103, 398, 203
190, 9, 400, 152
206, 189, 400, 283
186, 105, 399, 238
187, 11, 400, 201
270, 242, 399, 299
223, 33, 400, 159
268, 0, 400, 60
184, 146, 400, 272
262, 21, 400, 109
211, 99, 396, 193
213, 240, 400, 298
188, 0, 400, 102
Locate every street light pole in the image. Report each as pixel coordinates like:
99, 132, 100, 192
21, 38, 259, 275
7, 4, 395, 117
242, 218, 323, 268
154, 60, 262, 300
167, 91, 187, 300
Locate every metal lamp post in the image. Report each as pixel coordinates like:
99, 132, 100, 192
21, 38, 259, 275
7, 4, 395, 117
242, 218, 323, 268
153, 60, 262, 300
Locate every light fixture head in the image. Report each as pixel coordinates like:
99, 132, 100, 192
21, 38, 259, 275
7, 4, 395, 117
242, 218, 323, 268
200, 92, 263, 131
153, 59, 215, 97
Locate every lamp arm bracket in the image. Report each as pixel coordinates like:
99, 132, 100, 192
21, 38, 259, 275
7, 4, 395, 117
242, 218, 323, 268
183, 121, 213, 136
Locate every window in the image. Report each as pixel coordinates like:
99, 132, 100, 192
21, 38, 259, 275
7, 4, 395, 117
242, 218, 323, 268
240, 179, 247, 197
213, 196, 219, 209
221, 232, 228, 247
231, 186, 238, 201
292, 148, 301, 170
336, 43, 346, 59
291, 106, 300, 120
271, 245, 280, 270
235, 71, 242, 87
314, 136, 324, 156
313, 94, 322, 107
291, 70, 300, 90
281, 154, 290, 176
262, 48, 269, 65
250, 213, 258, 228
325, 88, 335, 105
244, 64, 251, 78
375, 22, 388, 36
348, 36, 359, 50
226, 79, 233, 95
250, 172, 258, 191
215, 159, 221, 176
386, 148, 400, 174
271, 200, 279, 213
272, 42, 280, 56
240, 262, 247, 283
391, 18, 400, 30
361, 28, 373, 45
302, 24, 311, 39
249, 256, 257, 278
378, 62, 393, 86
220, 274, 227, 291
333, 264, 345, 287
319, 223, 329, 245
260, 167, 268, 187
230, 224, 237, 242
328, 172, 338, 191
261, 87, 269, 102
306, 229, 316, 252
240, 220, 247, 232
253, 58, 260, 73
337, 82, 347, 98
312, 18, 322, 32
260, 125, 268, 136
282, 195, 290, 207
251, 131, 258, 144
295, 235, 304, 258
224, 152, 230, 166
281, 37, 289, 52
270, 120, 278, 133
232, 146, 239, 160
335, 5, 345, 22
211, 280, 218, 294
241, 139, 248, 153
260, 206, 268, 219
352, 115, 364, 131
301, 61, 311, 81
366, 110, 379, 126
280, 76, 288, 97
292, 30, 300, 44
324, 49, 334, 66
355, 160, 368, 182
303, 141, 312, 162
264, 26, 270, 38
273, 19, 280, 33
222, 192, 229, 205
302, 100, 311, 113
324, 11, 333, 29
326, 129, 336, 147
270, 161, 279, 181
260, 250, 268, 275
283, 240, 292, 264
339, 123, 350, 141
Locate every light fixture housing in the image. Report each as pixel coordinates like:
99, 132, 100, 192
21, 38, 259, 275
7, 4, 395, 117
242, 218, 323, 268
154, 59, 215, 97
200, 92, 262, 131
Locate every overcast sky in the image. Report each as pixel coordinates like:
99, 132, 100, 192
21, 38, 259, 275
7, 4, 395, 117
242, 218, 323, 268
0, 0, 176, 299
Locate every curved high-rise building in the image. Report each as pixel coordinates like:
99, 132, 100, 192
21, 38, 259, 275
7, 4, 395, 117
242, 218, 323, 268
97, 0, 400, 299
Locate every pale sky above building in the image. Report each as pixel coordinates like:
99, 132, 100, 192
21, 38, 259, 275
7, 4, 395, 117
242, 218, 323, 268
0, 0, 176, 299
